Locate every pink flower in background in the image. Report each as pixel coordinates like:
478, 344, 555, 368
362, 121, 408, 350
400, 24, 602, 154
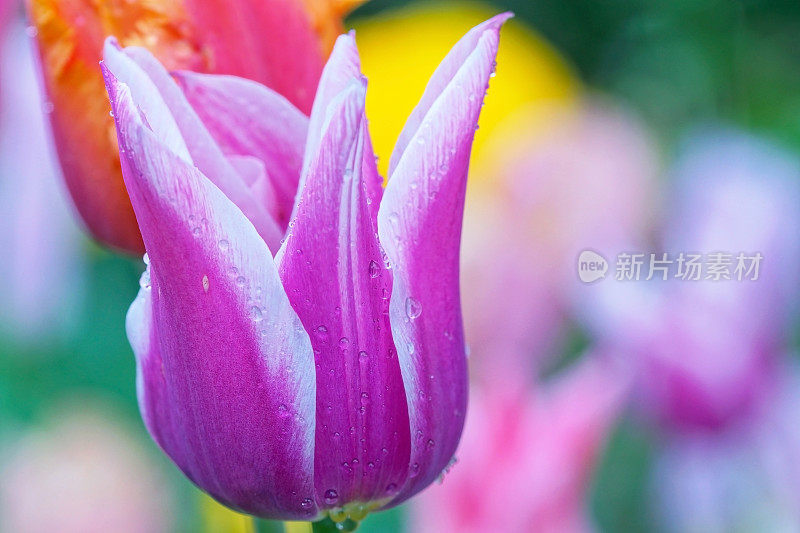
653, 362, 800, 532
0, 15, 86, 342
586, 130, 800, 432
0, 405, 173, 533
103, 14, 508, 522
411, 357, 628, 533
461, 102, 658, 388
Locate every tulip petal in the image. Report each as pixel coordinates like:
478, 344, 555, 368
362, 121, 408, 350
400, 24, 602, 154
377, 17, 506, 505
173, 71, 308, 228
107, 71, 319, 519
387, 12, 512, 177
103, 39, 284, 252
277, 79, 411, 507
182, 0, 326, 113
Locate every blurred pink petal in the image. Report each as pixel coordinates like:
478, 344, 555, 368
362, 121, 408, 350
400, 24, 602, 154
0, 17, 86, 341
411, 356, 628, 533
0, 405, 173, 533
653, 361, 800, 532
461, 102, 658, 387
587, 130, 800, 431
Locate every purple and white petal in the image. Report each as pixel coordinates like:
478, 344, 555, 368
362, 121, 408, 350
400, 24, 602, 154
107, 70, 318, 520
277, 77, 411, 508
377, 16, 507, 505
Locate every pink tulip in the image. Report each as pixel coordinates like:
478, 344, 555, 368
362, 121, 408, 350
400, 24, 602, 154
103, 14, 509, 522
653, 361, 800, 531
587, 131, 800, 431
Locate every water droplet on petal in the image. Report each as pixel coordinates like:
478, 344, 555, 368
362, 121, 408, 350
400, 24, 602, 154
202, 275, 210, 292
250, 306, 263, 322
368, 260, 380, 278
218, 239, 229, 251
405, 297, 422, 319
139, 268, 151, 289
324, 489, 339, 505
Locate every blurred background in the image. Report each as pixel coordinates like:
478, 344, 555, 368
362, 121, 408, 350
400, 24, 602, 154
2, 0, 800, 531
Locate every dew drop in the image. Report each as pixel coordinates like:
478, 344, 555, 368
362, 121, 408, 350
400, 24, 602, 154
315, 325, 329, 341
202, 275, 209, 292
330, 507, 347, 523
250, 306, 263, 322
368, 260, 380, 278
405, 297, 422, 319
235, 276, 246, 287
139, 268, 151, 289
277, 404, 290, 418
218, 239, 229, 251
324, 489, 339, 505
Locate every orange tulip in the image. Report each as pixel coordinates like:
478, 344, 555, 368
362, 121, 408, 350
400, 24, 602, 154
26, 0, 361, 253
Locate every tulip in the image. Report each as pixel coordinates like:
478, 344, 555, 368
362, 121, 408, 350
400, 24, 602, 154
652, 361, 800, 532
26, 0, 363, 253
411, 356, 628, 533
586, 130, 800, 431
103, 14, 508, 522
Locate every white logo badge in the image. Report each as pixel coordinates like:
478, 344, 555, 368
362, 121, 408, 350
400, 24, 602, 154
577, 250, 608, 283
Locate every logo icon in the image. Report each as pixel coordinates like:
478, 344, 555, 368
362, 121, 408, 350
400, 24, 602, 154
577, 250, 608, 283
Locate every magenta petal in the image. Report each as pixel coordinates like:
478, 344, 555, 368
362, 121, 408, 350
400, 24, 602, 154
108, 73, 318, 519
388, 12, 512, 176
174, 71, 308, 228
277, 79, 411, 507
377, 17, 507, 505
103, 39, 284, 252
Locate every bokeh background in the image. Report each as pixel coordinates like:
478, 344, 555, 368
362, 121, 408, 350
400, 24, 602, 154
3, 0, 800, 531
